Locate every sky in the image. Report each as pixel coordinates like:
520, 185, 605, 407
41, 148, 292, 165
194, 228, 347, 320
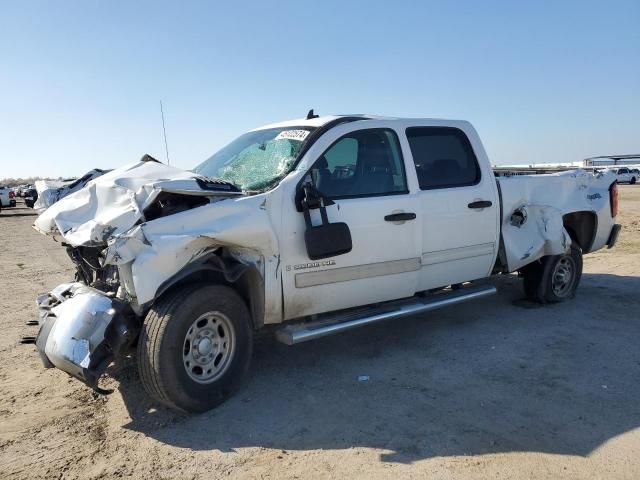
0, 0, 638, 179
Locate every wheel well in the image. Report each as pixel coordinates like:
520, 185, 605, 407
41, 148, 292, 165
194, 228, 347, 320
563, 211, 597, 253
151, 252, 266, 330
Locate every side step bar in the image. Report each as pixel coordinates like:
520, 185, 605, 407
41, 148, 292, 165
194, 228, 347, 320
276, 283, 497, 345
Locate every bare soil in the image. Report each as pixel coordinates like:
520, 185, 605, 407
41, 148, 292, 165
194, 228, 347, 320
1, 187, 639, 480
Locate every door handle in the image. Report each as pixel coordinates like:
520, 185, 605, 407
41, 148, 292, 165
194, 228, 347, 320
468, 200, 492, 209
384, 212, 417, 222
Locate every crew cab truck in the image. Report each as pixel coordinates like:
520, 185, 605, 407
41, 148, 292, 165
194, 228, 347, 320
30, 114, 621, 412
607, 166, 637, 185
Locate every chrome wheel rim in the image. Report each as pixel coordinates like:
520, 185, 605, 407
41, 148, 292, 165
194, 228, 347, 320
183, 311, 235, 384
551, 256, 575, 297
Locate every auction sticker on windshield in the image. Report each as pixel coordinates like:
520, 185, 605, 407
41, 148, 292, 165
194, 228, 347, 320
275, 130, 310, 141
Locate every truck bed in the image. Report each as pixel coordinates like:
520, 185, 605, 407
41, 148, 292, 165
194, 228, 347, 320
495, 169, 617, 272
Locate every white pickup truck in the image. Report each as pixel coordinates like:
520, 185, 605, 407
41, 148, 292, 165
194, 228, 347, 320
30, 114, 621, 412
605, 166, 638, 185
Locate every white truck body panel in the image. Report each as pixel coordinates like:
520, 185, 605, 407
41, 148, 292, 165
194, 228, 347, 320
278, 119, 501, 318
34, 169, 109, 213
34, 160, 282, 320
279, 119, 421, 318
410, 121, 500, 291
498, 169, 615, 272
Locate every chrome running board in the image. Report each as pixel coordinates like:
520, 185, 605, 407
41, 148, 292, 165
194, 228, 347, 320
276, 283, 497, 345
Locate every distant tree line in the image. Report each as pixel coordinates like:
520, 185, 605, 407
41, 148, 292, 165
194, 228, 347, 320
0, 176, 72, 186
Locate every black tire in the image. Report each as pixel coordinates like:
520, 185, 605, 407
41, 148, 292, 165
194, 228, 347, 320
631, 177, 637, 185
137, 284, 253, 412
522, 260, 543, 300
522, 245, 583, 303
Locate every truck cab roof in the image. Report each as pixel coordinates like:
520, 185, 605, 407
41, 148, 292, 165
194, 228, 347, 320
251, 114, 459, 131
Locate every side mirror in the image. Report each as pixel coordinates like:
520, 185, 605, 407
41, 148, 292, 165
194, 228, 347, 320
300, 178, 352, 260
305, 221, 352, 260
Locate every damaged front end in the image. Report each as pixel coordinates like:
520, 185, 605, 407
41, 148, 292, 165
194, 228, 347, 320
30, 157, 277, 393
35, 283, 138, 393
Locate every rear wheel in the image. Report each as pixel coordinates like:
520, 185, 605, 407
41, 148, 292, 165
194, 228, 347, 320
137, 284, 253, 412
521, 245, 583, 303
631, 177, 637, 185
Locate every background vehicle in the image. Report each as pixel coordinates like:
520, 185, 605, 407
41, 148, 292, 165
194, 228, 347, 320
30, 114, 621, 412
24, 188, 38, 208
0, 186, 16, 208
608, 166, 637, 184
15, 184, 33, 197
33, 169, 109, 213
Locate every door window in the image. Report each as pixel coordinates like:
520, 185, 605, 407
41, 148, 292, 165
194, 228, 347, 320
310, 129, 408, 199
406, 127, 480, 190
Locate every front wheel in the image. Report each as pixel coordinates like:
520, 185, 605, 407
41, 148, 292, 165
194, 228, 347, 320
521, 245, 583, 303
631, 177, 637, 185
137, 284, 253, 412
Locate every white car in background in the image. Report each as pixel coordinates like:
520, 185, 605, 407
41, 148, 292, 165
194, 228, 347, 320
607, 167, 637, 185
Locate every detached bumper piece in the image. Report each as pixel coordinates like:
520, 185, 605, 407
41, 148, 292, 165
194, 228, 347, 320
607, 224, 622, 249
35, 283, 138, 393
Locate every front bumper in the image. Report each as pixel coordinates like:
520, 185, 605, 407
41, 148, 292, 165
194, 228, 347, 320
35, 283, 138, 392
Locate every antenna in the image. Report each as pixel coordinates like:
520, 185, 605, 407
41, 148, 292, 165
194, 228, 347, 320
160, 100, 170, 165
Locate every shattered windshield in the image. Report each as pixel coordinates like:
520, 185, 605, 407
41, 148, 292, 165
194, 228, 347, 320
193, 127, 315, 191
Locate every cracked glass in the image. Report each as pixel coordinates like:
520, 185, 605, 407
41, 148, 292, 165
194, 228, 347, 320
194, 127, 315, 191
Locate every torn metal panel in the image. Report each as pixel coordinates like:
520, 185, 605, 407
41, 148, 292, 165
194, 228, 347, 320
33, 160, 238, 247
105, 193, 277, 310
33, 169, 110, 213
34, 158, 284, 323
35, 283, 137, 392
498, 169, 616, 272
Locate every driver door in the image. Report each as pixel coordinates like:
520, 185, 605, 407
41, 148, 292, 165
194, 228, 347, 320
279, 126, 421, 320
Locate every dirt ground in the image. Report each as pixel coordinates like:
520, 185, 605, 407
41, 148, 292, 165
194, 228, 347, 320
0, 186, 639, 480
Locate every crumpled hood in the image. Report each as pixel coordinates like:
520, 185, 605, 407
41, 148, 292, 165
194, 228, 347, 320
33, 169, 110, 214
33, 159, 239, 247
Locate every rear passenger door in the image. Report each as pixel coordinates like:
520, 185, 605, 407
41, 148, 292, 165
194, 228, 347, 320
404, 126, 499, 291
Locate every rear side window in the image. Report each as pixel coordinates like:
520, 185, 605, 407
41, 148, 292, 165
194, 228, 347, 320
406, 127, 480, 190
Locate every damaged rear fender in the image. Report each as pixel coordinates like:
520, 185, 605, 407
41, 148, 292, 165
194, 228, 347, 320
498, 170, 615, 272
503, 203, 572, 271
